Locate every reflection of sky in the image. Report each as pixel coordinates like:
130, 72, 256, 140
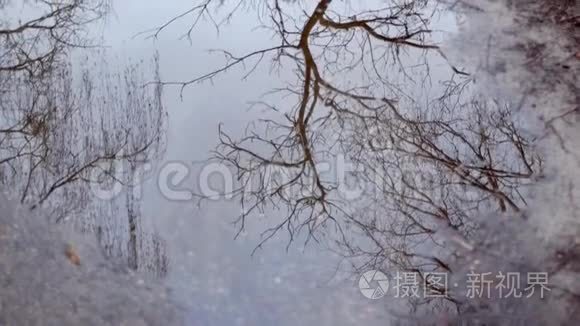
100, 1, 457, 324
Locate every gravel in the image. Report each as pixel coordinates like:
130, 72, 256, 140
0, 195, 184, 326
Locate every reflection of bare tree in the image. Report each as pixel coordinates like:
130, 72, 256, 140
0, 0, 110, 75
91, 192, 169, 278
330, 81, 541, 308
1, 1, 168, 277
155, 0, 542, 307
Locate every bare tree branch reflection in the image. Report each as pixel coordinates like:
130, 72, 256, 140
155, 0, 542, 308
1, 0, 169, 277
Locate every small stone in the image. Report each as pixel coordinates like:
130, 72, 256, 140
65, 244, 81, 266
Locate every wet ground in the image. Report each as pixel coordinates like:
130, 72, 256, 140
0, 195, 183, 326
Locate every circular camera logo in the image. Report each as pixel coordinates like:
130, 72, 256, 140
359, 270, 389, 299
